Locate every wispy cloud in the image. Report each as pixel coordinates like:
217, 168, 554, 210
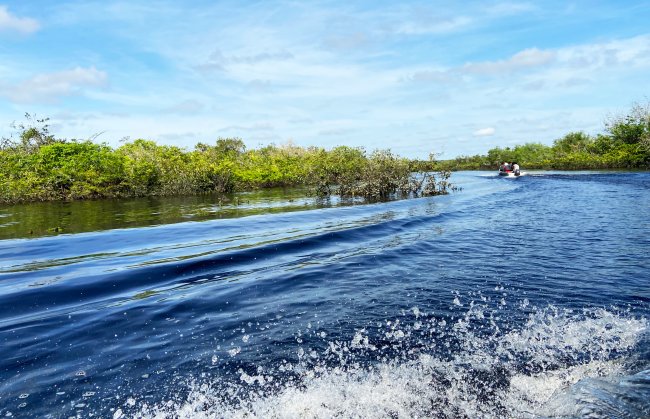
317, 127, 355, 136
394, 16, 472, 35
403, 69, 458, 84
197, 49, 294, 73
560, 35, 650, 69
0, 5, 40, 34
405, 34, 650, 89
219, 122, 274, 133
473, 127, 496, 137
1, 66, 107, 104
231, 51, 294, 65
497, 35, 650, 93
483, 2, 537, 17
1, 1, 649, 158
162, 99, 204, 115
462, 48, 556, 75
323, 32, 370, 51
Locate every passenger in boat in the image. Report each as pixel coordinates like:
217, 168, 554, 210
512, 162, 520, 176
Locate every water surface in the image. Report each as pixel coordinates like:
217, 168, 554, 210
0, 187, 338, 240
0, 171, 648, 418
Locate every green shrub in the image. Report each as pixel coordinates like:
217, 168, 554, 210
606, 102, 650, 145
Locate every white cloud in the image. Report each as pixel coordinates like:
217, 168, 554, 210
1, 66, 108, 104
497, 35, 650, 94
197, 49, 294, 73
323, 32, 370, 51
219, 122, 274, 133
559, 35, 650, 70
473, 127, 496, 137
0, 5, 40, 34
231, 50, 294, 65
463, 48, 556, 75
1, 2, 647, 159
404, 69, 458, 85
407, 35, 650, 90
318, 127, 354, 136
484, 2, 537, 17
163, 99, 204, 114
247, 79, 273, 93
395, 16, 472, 35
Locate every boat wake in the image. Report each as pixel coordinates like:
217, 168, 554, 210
117, 305, 648, 419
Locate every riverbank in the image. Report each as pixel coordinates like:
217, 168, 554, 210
425, 149, 650, 172
417, 102, 650, 172
2, 102, 647, 203
0, 128, 450, 204
420, 139, 650, 172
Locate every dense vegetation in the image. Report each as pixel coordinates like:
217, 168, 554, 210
424, 102, 650, 171
0, 115, 452, 204
4, 102, 646, 204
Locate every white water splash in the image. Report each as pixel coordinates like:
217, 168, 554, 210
123, 307, 647, 418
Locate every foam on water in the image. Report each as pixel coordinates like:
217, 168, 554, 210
119, 305, 647, 419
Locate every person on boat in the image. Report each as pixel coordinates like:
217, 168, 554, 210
499, 162, 510, 172
512, 162, 520, 176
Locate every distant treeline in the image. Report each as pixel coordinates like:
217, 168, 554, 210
4, 102, 646, 204
418, 102, 650, 171
0, 116, 451, 204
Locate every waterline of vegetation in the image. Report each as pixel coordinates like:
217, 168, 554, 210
0, 116, 452, 204
424, 102, 650, 171
3, 102, 647, 204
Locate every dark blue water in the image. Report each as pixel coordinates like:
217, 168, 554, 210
1, 172, 649, 418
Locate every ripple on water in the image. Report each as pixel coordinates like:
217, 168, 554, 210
1, 172, 649, 418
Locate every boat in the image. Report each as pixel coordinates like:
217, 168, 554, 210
498, 170, 525, 177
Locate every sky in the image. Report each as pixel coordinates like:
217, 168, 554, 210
0, 1, 649, 158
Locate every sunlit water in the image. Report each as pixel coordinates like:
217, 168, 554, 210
0, 171, 648, 418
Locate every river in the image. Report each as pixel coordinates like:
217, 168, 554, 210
0, 171, 648, 418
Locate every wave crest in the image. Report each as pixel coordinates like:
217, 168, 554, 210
123, 307, 648, 418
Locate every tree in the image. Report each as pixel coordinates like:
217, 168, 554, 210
605, 101, 650, 145
215, 137, 246, 156
1, 113, 58, 152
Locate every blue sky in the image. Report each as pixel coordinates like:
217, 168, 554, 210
0, 1, 649, 158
